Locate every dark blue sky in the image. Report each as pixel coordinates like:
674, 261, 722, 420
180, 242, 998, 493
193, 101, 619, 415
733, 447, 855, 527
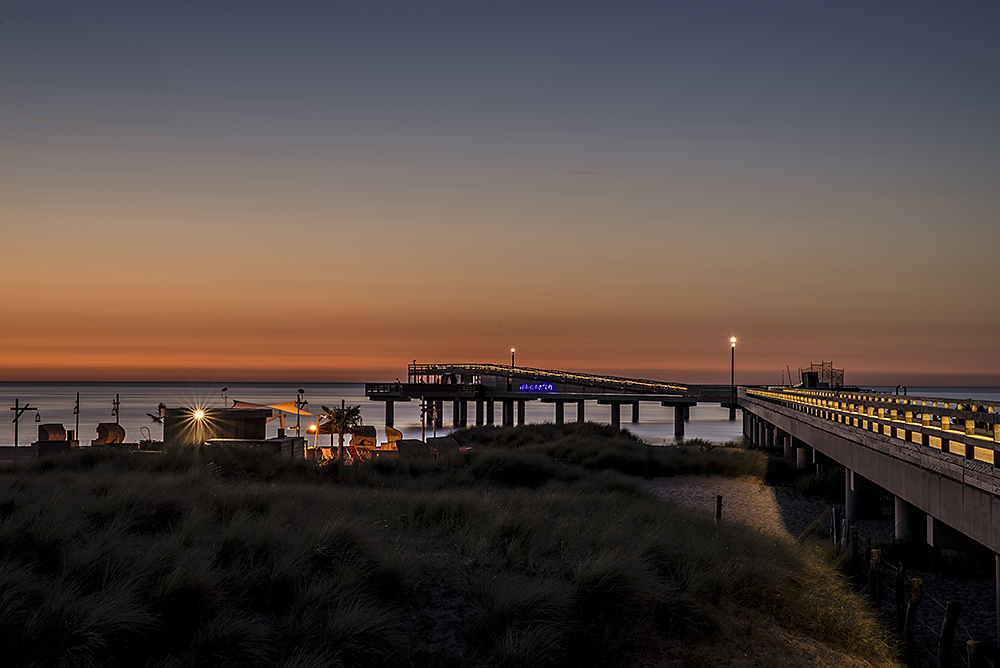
2, 1, 998, 382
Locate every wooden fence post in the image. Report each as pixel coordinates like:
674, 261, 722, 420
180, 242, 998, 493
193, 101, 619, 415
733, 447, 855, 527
937, 600, 962, 668
967, 640, 984, 668
868, 549, 882, 607
894, 563, 906, 634
903, 579, 923, 663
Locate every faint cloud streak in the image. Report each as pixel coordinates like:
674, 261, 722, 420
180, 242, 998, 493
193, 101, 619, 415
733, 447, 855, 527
564, 171, 619, 177
21, 115, 168, 138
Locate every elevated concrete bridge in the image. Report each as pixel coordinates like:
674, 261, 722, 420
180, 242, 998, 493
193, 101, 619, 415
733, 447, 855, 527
741, 386, 1000, 643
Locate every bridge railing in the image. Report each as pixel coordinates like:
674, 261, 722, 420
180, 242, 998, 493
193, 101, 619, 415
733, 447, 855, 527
745, 387, 1000, 466
407, 363, 688, 395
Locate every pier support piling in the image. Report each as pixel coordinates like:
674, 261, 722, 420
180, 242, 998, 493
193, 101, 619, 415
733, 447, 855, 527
674, 405, 686, 439
577, 400, 585, 423
894, 497, 927, 542
846, 470, 883, 521
385, 401, 394, 428
554, 402, 564, 425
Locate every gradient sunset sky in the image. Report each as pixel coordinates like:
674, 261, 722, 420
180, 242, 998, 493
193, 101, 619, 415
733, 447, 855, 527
2, 2, 998, 385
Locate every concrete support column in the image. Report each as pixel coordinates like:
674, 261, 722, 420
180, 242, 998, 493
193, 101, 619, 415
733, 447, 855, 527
475, 399, 483, 426
845, 470, 882, 521
757, 420, 765, 447
894, 497, 927, 542
452, 400, 460, 426
517, 400, 525, 426
486, 399, 494, 425
434, 400, 443, 428
814, 449, 833, 475
794, 436, 811, 470
460, 400, 468, 427
610, 404, 621, 429
743, 411, 750, 440
674, 405, 686, 439
631, 402, 640, 423
765, 424, 775, 447
502, 400, 513, 426
684, 406, 691, 421
777, 429, 792, 458
554, 402, 564, 425
577, 400, 585, 423
385, 401, 394, 428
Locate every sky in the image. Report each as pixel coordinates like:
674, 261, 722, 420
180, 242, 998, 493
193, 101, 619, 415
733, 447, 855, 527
1, 1, 998, 385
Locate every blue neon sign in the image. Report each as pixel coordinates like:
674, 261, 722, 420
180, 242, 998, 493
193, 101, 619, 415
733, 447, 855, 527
519, 382, 555, 393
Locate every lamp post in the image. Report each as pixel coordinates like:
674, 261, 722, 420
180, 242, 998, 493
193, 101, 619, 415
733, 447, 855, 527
10, 398, 38, 463
112, 394, 121, 440
193, 409, 205, 444
729, 337, 737, 421
511, 348, 515, 367
295, 389, 306, 437
221, 387, 229, 408
73, 392, 80, 441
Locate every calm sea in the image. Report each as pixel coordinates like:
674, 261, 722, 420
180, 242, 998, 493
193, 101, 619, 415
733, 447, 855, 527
2, 382, 997, 450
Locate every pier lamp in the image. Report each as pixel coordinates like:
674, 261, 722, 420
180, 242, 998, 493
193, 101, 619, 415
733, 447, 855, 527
730, 337, 737, 421
511, 348, 515, 367
221, 387, 229, 408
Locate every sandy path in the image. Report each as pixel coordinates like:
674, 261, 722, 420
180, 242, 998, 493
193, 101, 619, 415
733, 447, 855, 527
641, 474, 833, 539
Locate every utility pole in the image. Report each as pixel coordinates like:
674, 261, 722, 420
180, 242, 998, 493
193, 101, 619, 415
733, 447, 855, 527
10, 399, 38, 463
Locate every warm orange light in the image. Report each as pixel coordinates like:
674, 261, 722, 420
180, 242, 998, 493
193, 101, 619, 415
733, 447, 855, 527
730, 337, 737, 347
511, 348, 515, 353
308, 424, 317, 433
193, 409, 205, 420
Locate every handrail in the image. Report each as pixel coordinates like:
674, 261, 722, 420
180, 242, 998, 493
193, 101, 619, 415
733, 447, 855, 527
745, 387, 1000, 466
407, 363, 688, 394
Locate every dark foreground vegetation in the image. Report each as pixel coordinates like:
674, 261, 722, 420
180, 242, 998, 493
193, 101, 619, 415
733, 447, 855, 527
0, 423, 895, 667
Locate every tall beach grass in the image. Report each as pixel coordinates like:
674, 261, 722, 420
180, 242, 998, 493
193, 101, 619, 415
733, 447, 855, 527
0, 423, 896, 667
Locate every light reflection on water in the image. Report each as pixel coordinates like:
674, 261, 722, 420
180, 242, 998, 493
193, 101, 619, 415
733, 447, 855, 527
1, 382, 996, 448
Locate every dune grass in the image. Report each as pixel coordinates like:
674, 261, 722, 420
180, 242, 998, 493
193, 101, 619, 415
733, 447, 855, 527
0, 423, 895, 667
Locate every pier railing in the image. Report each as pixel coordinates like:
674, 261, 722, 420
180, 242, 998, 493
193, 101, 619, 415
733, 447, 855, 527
407, 363, 687, 395
746, 387, 1000, 466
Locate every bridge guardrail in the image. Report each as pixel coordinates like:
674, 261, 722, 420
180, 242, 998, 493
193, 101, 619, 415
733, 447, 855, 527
745, 387, 1000, 466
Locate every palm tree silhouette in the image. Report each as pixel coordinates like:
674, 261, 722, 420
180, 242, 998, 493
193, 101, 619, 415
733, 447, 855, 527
320, 403, 364, 461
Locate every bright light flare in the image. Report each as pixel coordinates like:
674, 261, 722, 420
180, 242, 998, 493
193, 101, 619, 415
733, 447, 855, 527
193, 409, 205, 420
730, 337, 737, 348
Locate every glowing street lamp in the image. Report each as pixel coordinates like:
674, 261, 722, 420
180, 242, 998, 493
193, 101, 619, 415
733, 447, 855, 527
730, 337, 737, 421
221, 387, 229, 408
511, 348, 515, 367
193, 408, 205, 444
